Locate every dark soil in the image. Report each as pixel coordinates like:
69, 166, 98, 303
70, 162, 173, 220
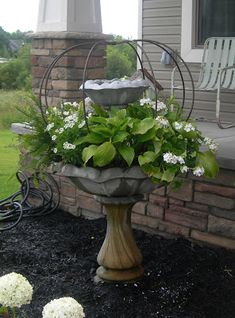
0, 210, 234, 318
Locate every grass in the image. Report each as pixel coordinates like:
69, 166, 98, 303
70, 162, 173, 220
0, 89, 33, 129
0, 130, 20, 199
0, 90, 33, 199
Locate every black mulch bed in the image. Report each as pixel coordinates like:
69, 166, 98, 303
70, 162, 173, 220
0, 210, 235, 318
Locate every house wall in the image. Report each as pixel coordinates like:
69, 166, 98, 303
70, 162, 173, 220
53, 169, 235, 250
141, 0, 235, 123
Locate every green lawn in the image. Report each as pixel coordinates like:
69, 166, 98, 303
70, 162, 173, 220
0, 130, 20, 199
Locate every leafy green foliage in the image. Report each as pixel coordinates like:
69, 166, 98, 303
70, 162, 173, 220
106, 35, 137, 79
0, 44, 31, 90
21, 97, 219, 185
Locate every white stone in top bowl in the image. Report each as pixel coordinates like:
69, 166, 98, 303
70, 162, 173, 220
80, 78, 149, 106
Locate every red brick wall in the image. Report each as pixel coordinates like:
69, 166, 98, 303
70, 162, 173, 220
54, 169, 235, 250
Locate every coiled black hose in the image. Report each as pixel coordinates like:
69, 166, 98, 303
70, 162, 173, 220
0, 171, 60, 231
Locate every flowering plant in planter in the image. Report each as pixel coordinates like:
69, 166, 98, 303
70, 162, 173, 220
22, 96, 219, 184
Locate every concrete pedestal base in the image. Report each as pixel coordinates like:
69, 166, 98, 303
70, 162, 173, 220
95, 195, 144, 282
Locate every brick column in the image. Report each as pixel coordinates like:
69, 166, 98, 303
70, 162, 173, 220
31, 32, 109, 105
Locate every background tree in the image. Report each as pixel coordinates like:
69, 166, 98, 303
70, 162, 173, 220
106, 35, 137, 79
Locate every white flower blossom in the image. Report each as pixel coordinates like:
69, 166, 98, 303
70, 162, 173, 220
53, 148, 57, 154
177, 156, 185, 165
58, 128, 64, 134
64, 122, 76, 129
140, 98, 153, 106
174, 122, 183, 130
63, 111, 70, 116
42, 297, 85, 318
193, 166, 205, 177
184, 123, 195, 132
157, 101, 167, 111
180, 165, 189, 173
155, 116, 169, 128
78, 120, 86, 128
45, 123, 54, 131
163, 152, 185, 165
63, 142, 76, 150
72, 102, 79, 108
0, 272, 33, 308
204, 137, 219, 152
51, 135, 57, 141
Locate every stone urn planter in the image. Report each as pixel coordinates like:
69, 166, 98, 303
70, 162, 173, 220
58, 164, 157, 281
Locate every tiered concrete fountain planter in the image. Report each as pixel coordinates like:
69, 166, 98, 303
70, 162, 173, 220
59, 164, 156, 281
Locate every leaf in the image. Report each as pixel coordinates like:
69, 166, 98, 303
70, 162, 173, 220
138, 151, 157, 166
196, 151, 219, 178
132, 118, 156, 135
92, 104, 108, 117
153, 140, 162, 155
113, 131, 129, 143
75, 133, 106, 145
91, 126, 113, 138
117, 144, 135, 167
93, 142, 116, 167
161, 169, 176, 183
136, 126, 157, 142
82, 145, 98, 164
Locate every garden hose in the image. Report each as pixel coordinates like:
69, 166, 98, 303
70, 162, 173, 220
0, 171, 60, 231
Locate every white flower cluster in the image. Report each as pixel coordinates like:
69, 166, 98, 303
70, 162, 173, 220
63, 142, 76, 150
139, 98, 167, 112
63, 101, 79, 108
42, 297, 85, 318
45, 123, 54, 131
140, 98, 155, 107
64, 113, 78, 129
193, 166, 205, 176
184, 123, 195, 132
55, 128, 65, 134
155, 116, 169, 128
204, 137, 219, 153
156, 101, 167, 111
174, 122, 183, 130
163, 152, 185, 165
0, 272, 33, 308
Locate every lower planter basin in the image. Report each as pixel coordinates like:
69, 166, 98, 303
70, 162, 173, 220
58, 164, 156, 197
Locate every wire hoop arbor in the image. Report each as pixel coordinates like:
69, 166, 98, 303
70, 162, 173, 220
38, 39, 195, 129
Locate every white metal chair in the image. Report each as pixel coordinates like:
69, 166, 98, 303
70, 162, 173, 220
171, 37, 235, 128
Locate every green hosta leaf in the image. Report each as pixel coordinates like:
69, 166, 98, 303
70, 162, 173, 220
91, 126, 113, 138
93, 142, 116, 167
153, 140, 162, 155
89, 116, 108, 125
138, 151, 157, 166
75, 133, 106, 145
132, 118, 156, 135
136, 126, 157, 142
113, 131, 129, 143
92, 104, 108, 117
117, 144, 135, 167
82, 145, 98, 164
142, 164, 162, 179
196, 151, 219, 178
161, 169, 176, 183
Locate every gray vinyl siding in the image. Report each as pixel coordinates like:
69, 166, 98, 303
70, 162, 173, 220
141, 0, 235, 122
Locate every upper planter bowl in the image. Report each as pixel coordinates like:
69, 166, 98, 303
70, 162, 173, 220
81, 78, 149, 106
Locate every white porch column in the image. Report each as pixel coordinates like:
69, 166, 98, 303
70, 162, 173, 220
37, 0, 102, 33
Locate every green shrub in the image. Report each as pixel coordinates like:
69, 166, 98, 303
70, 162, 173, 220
106, 36, 137, 79
0, 44, 31, 90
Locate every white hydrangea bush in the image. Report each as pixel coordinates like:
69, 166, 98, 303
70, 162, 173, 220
0, 272, 33, 308
42, 297, 85, 318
